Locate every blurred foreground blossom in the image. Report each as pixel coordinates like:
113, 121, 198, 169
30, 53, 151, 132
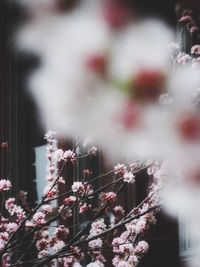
17, 0, 179, 161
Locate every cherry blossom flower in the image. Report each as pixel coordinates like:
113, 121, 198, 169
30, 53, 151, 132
53, 225, 69, 239
89, 219, 106, 237
52, 240, 65, 252
123, 172, 135, 183
38, 249, 49, 259
190, 26, 199, 33
114, 164, 127, 175
100, 192, 117, 202
191, 45, 200, 55
58, 176, 65, 184
32, 212, 46, 225
88, 146, 98, 155
127, 255, 139, 266
42, 204, 53, 214
5, 223, 18, 233
36, 238, 50, 251
63, 150, 76, 161
177, 52, 192, 64
113, 205, 125, 216
179, 15, 192, 24
53, 148, 64, 162
0, 180, 12, 192
88, 238, 103, 249
134, 240, 149, 254
71, 182, 84, 193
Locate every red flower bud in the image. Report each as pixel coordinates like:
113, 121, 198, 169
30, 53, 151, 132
87, 54, 107, 75
103, 1, 129, 29
177, 114, 200, 141
133, 70, 165, 101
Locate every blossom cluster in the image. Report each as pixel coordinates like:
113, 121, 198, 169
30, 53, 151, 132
0, 131, 160, 267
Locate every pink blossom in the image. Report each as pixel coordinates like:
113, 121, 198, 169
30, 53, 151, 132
100, 192, 117, 202
42, 204, 53, 214
5, 222, 18, 233
58, 176, 65, 184
71, 182, 84, 193
135, 217, 147, 233
83, 169, 91, 177
177, 52, 192, 64
88, 238, 103, 249
5, 198, 15, 211
53, 225, 69, 239
46, 188, 58, 199
191, 45, 200, 55
120, 231, 130, 241
2, 253, 11, 267
0, 240, 6, 251
112, 255, 121, 267
45, 175, 53, 182
123, 172, 135, 184
53, 148, 64, 162
5, 198, 25, 220
89, 219, 106, 237
134, 241, 149, 254
119, 243, 134, 254
79, 203, 90, 213
179, 15, 192, 24
129, 162, 139, 172
0, 179, 12, 192
127, 255, 139, 266
114, 206, 125, 216
147, 163, 159, 175
63, 150, 76, 161
84, 184, 93, 196
0, 232, 9, 241
190, 26, 199, 33
52, 240, 65, 252
112, 237, 124, 253
25, 220, 35, 227
36, 238, 49, 251
38, 249, 49, 259
88, 146, 98, 155
91, 219, 106, 231
146, 213, 157, 224
64, 196, 76, 205
60, 209, 72, 219
125, 224, 135, 234
139, 203, 149, 213
32, 212, 46, 225
114, 164, 127, 175
63, 256, 75, 266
